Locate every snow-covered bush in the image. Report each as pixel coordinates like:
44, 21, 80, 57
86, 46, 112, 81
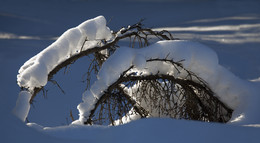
16, 16, 248, 126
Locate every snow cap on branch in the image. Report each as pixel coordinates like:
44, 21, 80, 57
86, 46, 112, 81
17, 16, 112, 91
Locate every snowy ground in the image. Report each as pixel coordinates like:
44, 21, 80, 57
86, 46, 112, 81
1, 0, 260, 142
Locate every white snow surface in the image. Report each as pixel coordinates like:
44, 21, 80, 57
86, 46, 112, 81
27, 118, 260, 142
77, 40, 254, 124
17, 15, 112, 91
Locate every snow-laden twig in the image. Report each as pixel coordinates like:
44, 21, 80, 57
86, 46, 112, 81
83, 58, 233, 125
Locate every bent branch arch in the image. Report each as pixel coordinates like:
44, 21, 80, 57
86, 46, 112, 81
83, 59, 233, 125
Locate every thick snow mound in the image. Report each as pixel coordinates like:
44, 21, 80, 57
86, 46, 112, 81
77, 40, 251, 124
17, 15, 112, 91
